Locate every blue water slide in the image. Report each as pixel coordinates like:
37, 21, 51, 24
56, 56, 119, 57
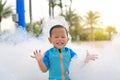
16, 0, 26, 29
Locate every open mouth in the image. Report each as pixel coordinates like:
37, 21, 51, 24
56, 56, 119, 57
56, 42, 64, 45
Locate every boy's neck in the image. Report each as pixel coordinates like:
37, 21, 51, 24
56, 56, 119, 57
58, 49, 61, 53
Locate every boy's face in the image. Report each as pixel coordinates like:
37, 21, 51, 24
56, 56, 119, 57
48, 28, 69, 50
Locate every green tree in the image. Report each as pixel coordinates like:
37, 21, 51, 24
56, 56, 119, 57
94, 29, 108, 40
48, 0, 52, 16
105, 26, 117, 40
0, 0, 13, 31
57, 0, 63, 15
48, 0, 64, 17
26, 19, 43, 37
29, 0, 33, 31
61, 7, 83, 41
84, 11, 101, 41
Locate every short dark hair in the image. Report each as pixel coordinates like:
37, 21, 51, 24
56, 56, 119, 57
49, 25, 68, 37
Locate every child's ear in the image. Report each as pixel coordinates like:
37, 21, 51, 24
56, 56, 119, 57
67, 38, 69, 42
48, 37, 52, 43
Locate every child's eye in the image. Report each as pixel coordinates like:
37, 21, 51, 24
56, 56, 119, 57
54, 36, 66, 38
55, 36, 59, 38
61, 36, 66, 38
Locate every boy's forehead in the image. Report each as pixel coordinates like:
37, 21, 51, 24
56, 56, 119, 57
52, 28, 66, 32
50, 26, 68, 37
51, 28, 67, 35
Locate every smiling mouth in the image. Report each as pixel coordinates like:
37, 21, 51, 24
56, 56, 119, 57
56, 42, 64, 45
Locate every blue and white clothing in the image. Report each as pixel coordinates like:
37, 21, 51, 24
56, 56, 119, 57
43, 47, 76, 80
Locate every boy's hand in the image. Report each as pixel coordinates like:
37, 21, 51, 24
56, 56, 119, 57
31, 50, 43, 61
85, 50, 98, 63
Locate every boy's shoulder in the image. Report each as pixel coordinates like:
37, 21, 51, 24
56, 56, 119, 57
65, 47, 77, 57
64, 47, 74, 52
45, 47, 56, 55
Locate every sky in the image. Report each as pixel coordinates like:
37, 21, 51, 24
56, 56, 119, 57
2, 0, 120, 32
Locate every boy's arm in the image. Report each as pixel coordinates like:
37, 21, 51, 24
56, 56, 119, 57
85, 50, 98, 63
31, 50, 48, 72
37, 56, 48, 72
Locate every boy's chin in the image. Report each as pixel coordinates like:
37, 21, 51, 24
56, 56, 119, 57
55, 45, 64, 49
57, 47, 63, 50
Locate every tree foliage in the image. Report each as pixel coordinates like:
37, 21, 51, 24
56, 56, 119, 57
0, 0, 13, 31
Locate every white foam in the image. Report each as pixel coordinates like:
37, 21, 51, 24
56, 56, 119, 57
0, 16, 120, 80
